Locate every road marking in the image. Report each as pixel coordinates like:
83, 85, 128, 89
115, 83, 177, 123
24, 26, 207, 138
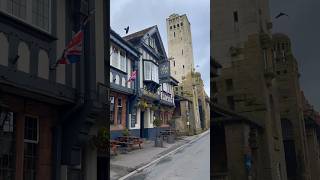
118, 130, 210, 180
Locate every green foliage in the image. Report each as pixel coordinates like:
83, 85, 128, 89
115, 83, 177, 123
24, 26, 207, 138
92, 127, 109, 152
122, 128, 130, 136
153, 117, 162, 127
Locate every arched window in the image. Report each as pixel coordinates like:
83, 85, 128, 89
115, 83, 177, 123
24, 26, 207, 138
0, 33, 9, 66
17, 42, 30, 73
38, 49, 49, 79
115, 75, 120, 85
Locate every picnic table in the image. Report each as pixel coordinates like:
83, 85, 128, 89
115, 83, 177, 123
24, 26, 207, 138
110, 140, 125, 155
115, 136, 143, 150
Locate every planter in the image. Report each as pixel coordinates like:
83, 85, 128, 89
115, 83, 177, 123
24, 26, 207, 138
167, 134, 175, 144
155, 137, 163, 147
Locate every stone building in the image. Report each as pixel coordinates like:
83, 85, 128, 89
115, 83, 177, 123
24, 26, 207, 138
166, 13, 210, 134
166, 13, 194, 83
123, 25, 176, 139
301, 91, 320, 180
212, 0, 288, 179
273, 33, 311, 180
0, 1, 108, 180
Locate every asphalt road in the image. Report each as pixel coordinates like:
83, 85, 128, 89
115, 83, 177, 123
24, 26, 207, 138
127, 131, 210, 180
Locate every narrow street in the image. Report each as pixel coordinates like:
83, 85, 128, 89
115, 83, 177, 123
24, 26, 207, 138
127, 131, 210, 180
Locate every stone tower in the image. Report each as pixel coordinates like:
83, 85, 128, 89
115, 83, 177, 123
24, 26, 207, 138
273, 33, 311, 180
166, 13, 194, 83
212, 0, 288, 179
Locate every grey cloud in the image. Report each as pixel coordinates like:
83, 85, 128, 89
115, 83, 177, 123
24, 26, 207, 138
270, 0, 320, 110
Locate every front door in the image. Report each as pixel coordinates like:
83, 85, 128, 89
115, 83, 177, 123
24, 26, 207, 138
140, 111, 144, 138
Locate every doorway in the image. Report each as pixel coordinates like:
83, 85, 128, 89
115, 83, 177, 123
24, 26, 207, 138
140, 111, 145, 138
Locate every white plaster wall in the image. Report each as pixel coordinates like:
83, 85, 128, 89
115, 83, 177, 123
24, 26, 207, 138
0, 32, 8, 66
38, 49, 49, 79
56, 0, 66, 84
17, 42, 30, 73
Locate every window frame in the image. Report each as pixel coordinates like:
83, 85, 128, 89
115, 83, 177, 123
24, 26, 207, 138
0, 0, 52, 33
23, 115, 39, 144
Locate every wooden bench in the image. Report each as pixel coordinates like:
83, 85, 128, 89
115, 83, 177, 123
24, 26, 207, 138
110, 140, 123, 155
116, 136, 143, 150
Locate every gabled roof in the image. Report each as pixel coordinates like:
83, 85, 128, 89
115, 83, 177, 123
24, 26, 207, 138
123, 26, 155, 42
123, 25, 167, 60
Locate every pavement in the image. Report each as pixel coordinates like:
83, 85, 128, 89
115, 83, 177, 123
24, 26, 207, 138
110, 130, 210, 180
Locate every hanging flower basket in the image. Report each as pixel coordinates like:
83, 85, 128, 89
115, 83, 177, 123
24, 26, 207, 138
138, 100, 148, 111
91, 127, 109, 152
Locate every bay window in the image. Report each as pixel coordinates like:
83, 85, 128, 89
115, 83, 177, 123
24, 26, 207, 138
144, 60, 159, 83
0, 0, 51, 32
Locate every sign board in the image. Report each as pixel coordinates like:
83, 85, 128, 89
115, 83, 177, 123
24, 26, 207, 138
159, 60, 170, 78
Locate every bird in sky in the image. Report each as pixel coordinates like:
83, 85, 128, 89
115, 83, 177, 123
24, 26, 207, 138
275, 12, 289, 19
124, 26, 129, 34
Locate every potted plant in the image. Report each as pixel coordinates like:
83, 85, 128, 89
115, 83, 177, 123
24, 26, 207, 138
92, 127, 109, 153
122, 128, 130, 136
153, 117, 163, 147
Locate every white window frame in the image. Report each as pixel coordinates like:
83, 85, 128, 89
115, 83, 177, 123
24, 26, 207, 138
143, 60, 159, 83
24, 115, 39, 144
110, 45, 127, 73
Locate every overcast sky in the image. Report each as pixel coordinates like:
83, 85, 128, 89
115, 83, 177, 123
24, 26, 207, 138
110, 0, 210, 95
269, 0, 320, 111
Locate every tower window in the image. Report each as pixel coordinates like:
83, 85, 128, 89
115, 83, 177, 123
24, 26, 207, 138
174, 25, 176, 28
173, 61, 175, 67
183, 65, 185, 69
174, 32, 175, 37
170, 26, 172, 29
233, 11, 238, 22
177, 24, 179, 27
181, 22, 183, 26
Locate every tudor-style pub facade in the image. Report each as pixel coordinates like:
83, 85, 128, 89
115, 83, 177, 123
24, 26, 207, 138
110, 29, 140, 138
124, 25, 177, 139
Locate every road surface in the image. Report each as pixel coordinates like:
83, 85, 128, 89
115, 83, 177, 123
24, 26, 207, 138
127, 131, 210, 180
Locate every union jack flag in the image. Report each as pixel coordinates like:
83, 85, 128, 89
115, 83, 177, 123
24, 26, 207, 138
57, 30, 84, 64
53, 9, 95, 68
128, 70, 137, 82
